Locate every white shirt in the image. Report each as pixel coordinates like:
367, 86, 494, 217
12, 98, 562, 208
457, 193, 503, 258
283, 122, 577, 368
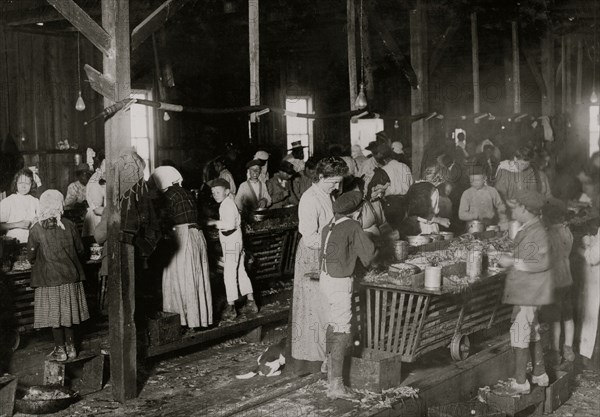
0, 193, 39, 243
382, 160, 413, 196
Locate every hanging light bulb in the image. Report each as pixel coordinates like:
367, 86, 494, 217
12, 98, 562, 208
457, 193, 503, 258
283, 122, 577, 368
591, 90, 598, 104
75, 32, 86, 111
355, 83, 368, 109
76, 91, 86, 111
163, 112, 171, 121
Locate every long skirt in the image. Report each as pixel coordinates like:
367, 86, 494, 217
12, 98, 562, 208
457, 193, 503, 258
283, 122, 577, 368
34, 282, 89, 328
290, 238, 327, 362
578, 260, 599, 358
162, 225, 213, 328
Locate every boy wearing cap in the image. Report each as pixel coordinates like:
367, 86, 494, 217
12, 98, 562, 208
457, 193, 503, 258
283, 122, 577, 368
458, 165, 507, 228
498, 189, 554, 395
266, 161, 299, 208
320, 190, 377, 400
208, 178, 258, 321
235, 160, 272, 214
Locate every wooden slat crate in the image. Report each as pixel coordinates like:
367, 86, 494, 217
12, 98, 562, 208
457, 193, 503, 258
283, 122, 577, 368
361, 272, 511, 362
4, 271, 35, 334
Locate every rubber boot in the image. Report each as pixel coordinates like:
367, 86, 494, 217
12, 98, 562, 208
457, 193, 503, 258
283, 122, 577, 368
322, 325, 334, 374
327, 332, 355, 401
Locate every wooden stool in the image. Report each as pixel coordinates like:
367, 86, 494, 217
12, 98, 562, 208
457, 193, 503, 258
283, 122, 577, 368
0, 374, 17, 417
44, 351, 105, 395
543, 370, 571, 414
482, 385, 545, 416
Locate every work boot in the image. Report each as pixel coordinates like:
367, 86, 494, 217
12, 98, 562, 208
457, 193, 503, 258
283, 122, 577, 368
531, 373, 549, 387
547, 349, 561, 371
221, 305, 237, 322
504, 378, 531, 396
47, 346, 67, 362
239, 300, 259, 315
327, 332, 355, 401
66, 343, 77, 360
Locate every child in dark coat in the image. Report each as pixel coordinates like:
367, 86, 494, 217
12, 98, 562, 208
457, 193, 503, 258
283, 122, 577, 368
542, 200, 575, 368
499, 190, 553, 395
28, 190, 89, 361
320, 190, 377, 400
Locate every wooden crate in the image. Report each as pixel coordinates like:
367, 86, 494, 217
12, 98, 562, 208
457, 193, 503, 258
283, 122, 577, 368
543, 370, 570, 414
147, 312, 182, 346
482, 385, 545, 416
347, 348, 402, 392
44, 351, 105, 395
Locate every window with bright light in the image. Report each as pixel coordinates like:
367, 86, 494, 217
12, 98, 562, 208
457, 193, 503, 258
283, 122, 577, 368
286, 96, 313, 160
130, 90, 154, 179
590, 106, 600, 156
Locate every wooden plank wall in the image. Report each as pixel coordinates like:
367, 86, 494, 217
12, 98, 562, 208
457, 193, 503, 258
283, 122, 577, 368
0, 28, 104, 196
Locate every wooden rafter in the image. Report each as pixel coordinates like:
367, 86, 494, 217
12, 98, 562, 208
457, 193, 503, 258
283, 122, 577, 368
522, 44, 548, 98
46, 0, 112, 56
370, 11, 418, 89
429, 23, 459, 75
84, 64, 116, 102
131, 0, 194, 51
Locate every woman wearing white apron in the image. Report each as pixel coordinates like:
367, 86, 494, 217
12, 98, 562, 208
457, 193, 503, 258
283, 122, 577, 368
82, 154, 106, 240
579, 227, 600, 360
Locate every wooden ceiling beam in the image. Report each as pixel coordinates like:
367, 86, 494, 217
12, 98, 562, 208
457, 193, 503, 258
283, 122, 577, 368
46, 0, 112, 56
131, 0, 194, 51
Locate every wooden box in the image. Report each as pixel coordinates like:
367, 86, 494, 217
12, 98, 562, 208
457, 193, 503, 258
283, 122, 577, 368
481, 385, 545, 416
44, 351, 105, 395
346, 348, 402, 392
429, 400, 504, 417
543, 371, 570, 414
0, 374, 17, 417
147, 312, 182, 346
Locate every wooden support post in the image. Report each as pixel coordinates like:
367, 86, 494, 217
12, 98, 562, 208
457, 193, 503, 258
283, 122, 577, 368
362, 0, 374, 105
504, 39, 514, 115
511, 21, 520, 114
576, 37, 583, 105
410, 0, 428, 179
347, 0, 358, 110
541, 29, 555, 116
561, 36, 566, 113
102, 0, 136, 402
566, 35, 572, 110
471, 12, 480, 115
249, 0, 259, 123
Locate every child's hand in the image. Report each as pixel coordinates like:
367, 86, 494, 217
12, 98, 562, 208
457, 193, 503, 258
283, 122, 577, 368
206, 219, 217, 227
433, 217, 451, 228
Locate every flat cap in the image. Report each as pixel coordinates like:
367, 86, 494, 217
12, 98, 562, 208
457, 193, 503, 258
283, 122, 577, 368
333, 190, 364, 215
246, 159, 264, 169
209, 178, 230, 189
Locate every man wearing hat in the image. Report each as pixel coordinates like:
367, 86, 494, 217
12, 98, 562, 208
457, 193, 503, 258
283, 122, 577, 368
498, 189, 553, 396
207, 178, 258, 321
266, 161, 299, 208
64, 163, 93, 209
319, 190, 377, 400
235, 159, 272, 214
458, 164, 507, 229
284, 140, 308, 173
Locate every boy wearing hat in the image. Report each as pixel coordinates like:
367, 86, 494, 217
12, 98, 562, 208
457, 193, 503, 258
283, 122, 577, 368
498, 189, 553, 395
458, 165, 507, 228
284, 141, 307, 173
208, 178, 258, 321
64, 163, 92, 208
235, 160, 272, 214
266, 161, 299, 208
320, 190, 377, 400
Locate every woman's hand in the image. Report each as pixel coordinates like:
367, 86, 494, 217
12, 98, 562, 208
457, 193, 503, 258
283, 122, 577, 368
432, 217, 451, 228
498, 253, 514, 268
93, 207, 105, 216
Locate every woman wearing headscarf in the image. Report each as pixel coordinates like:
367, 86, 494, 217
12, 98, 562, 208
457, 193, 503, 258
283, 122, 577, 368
235, 160, 272, 214
28, 190, 88, 361
495, 146, 542, 203
290, 157, 348, 374
82, 151, 106, 240
253, 150, 270, 184
151, 166, 212, 329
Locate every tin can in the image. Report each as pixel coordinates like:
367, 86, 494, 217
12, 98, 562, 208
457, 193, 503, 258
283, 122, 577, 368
466, 250, 483, 278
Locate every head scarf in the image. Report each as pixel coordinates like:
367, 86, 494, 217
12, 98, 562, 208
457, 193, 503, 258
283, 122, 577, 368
117, 148, 146, 202
152, 165, 183, 192
38, 190, 65, 229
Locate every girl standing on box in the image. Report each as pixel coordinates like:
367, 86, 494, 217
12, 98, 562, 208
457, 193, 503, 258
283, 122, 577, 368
29, 190, 89, 361
0, 169, 39, 243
